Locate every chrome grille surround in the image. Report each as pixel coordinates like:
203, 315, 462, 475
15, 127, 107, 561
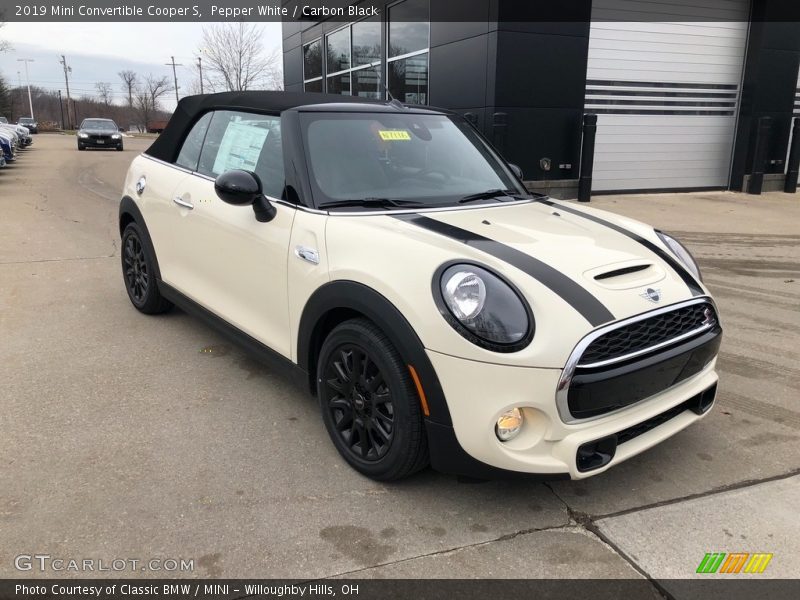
556, 296, 719, 424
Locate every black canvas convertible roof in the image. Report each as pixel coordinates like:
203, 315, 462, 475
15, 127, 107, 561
145, 91, 380, 163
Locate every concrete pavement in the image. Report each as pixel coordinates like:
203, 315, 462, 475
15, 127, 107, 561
1, 135, 798, 590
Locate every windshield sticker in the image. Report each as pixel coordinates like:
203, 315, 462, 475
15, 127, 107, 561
378, 130, 411, 141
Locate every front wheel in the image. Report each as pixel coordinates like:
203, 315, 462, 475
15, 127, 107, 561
317, 318, 429, 481
121, 223, 173, 314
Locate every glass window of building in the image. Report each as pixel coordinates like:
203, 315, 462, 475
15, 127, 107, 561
353, 66, 380, 99
304, 79, 323, 93
352, 17, 381, 67
388, 0, 429, 58
327, 72, 352, 96
326, 27, 351, 74
388, 53, 428, 105
303, 39, 323, 91
387, 0, 429, 104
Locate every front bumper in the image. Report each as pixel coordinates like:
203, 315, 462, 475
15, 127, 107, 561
426, 347, 719, 480
78, 137, 122, 148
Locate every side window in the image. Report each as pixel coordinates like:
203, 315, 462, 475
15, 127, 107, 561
176, 112, 212, 171
197, 111, 285, 199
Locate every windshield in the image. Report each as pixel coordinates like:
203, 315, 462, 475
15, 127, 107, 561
81, 119, 117, 131
20, 118, 33, 124
301, 112, 525, 210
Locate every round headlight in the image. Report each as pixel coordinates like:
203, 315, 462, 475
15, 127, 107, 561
437, 263, 533, 350
443, 270, 486, 319
656, 231, 702, 282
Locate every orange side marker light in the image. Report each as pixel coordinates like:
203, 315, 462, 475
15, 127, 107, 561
407, 365, 430, 417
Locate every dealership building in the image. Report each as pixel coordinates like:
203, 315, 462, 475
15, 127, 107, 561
282, 0, 800, 196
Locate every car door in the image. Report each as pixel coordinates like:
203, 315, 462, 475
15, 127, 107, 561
141, 111, 213, 286
168, 110, 296, 359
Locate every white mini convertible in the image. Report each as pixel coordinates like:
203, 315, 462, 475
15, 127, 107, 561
119, 91, 722, 481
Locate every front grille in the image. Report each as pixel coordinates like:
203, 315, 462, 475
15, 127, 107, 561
579, 302, 716, 366
90, 134, 111, 141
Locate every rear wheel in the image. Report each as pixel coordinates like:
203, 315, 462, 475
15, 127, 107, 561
317, 318, 429, 481
121, 223, 172, 314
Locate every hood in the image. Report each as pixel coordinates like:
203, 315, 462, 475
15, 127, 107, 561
325, 199, 707, 367
393, 200, 705, 325
80, 128, 118, 135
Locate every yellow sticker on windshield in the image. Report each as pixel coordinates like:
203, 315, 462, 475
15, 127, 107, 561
378, 130, 411, 141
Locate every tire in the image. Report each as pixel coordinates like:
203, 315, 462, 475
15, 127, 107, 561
317, 318, 429, 481
77, 144, 85, 151
121, 223, 173, 315
116, 144, 124, 151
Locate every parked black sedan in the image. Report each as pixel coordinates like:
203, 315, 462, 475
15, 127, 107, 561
18, 117, 38, 134
77, 118, 123, 151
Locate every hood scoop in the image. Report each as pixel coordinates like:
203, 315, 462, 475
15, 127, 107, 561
585, 260, 666, 290
594, 264, 650, 281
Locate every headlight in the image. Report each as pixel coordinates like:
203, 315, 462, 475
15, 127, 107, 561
436, 263, 533, 351
112, 134, 121, 139
656, 231, 702, 282
78, 132, 88, 138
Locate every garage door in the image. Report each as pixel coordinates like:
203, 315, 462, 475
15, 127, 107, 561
585, 0, 750, 191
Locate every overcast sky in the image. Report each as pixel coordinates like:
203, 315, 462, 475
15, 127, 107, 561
0, 22, 283, 110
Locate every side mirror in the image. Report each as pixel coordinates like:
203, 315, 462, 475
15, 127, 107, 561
214, 170, 276, 222
508, 163, 524, 180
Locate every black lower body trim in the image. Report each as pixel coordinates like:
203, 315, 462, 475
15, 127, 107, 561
425, 420, 569, 481
577, 382, 717, 473
159, 281, 308, 389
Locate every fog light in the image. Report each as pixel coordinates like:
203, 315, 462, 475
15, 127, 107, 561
495, 408, 523, 441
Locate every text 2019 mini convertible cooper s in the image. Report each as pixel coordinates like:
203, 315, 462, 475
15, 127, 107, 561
119, 91, 722, 481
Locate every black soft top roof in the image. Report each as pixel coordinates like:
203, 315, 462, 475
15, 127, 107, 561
146, 90, 437, 163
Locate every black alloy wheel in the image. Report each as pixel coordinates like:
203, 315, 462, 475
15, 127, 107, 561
324, 344, 395, 462
120, 223, 172, 314
317, 318, 429, 481
123, 232, 149, 304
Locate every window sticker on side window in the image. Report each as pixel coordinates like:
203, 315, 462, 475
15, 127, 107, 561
378, 130, 411, 141
213, 121, 270, 174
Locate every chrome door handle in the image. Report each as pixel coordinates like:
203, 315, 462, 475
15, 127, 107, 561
173, 196, 193, 210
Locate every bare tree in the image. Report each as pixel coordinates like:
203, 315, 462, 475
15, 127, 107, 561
0, 22, 11, 53
95, 82, 113, 106
198, 23, 282, 92
134, 74, 171, 130
118, 70, 138, 107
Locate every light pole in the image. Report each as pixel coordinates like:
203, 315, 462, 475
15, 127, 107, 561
17, 58, 35, 119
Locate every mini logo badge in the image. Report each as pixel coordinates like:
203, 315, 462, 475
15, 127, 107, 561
135, 176, 146, 195
640, 287, 661, 303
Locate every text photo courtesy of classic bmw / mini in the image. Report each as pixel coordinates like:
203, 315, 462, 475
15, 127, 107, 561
1, 0, 799, 598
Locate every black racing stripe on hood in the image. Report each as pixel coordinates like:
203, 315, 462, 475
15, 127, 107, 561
538, 199, 704, 296
394, 214, 615, 327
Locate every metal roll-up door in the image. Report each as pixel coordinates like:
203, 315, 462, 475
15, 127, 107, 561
586, 0, 751, 191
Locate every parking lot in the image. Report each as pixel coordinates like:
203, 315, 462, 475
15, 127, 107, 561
1, 134, 799, 587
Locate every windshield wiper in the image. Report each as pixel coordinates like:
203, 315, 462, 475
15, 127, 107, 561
318, 197, 426, 210
458, 189, 530, 204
